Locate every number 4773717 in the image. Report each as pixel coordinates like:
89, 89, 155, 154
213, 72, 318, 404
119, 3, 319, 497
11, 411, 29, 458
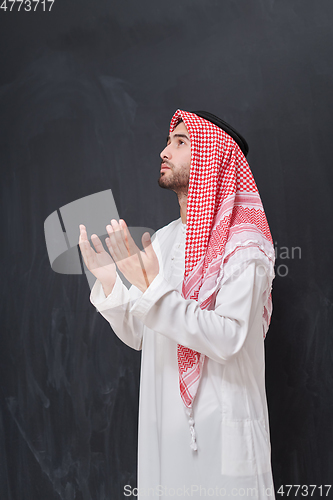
277, 485, 332, 497
0, 0, 55, 11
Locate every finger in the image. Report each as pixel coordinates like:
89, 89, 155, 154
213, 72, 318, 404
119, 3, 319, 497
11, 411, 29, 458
78, 225, 90, 257
91, 234, 105, 254
111, 219, 128, 252
105, 237, 117, 262
119, 219, 131, 256
79, 238, 96, 269
111, 219, 134, 260
79, 224, 88, 243
119, 219, 139, 255
106, 223, 122, 261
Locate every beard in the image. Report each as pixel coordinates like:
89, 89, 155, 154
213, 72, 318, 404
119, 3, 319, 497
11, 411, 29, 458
158, 161, 190, 193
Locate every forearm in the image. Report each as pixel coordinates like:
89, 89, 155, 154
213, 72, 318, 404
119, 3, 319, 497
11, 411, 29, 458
129, 261, 267, 363
90, 273, 144, 351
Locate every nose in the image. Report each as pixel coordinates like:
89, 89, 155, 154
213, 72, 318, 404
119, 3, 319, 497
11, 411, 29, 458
160, 144, 171, 161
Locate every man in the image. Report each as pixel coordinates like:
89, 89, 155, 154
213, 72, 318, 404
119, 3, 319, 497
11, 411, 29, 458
79, 110, 276, 499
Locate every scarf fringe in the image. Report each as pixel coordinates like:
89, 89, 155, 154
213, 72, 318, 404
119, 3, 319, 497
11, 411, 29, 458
185, 407, 198, 451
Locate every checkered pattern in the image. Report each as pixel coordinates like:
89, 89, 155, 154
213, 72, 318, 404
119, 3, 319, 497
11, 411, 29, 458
170, 110, 275, 408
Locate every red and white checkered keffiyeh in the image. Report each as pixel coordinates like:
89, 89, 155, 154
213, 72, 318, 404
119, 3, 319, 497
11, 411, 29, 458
169, 110, 275, 416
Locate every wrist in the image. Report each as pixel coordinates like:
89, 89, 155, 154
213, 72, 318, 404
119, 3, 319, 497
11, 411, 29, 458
137, 272, 159, 293
101, 278, 116, 297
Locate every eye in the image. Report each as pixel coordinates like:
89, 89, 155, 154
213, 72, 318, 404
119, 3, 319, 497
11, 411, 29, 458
178, 139, 185, 145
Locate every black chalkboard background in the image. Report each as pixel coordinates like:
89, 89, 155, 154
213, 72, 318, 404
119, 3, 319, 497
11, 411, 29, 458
1, 0, 333, 498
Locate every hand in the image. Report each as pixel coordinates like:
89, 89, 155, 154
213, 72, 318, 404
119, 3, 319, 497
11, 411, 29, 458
79, 224, 116, 296
105, 219, 159, 293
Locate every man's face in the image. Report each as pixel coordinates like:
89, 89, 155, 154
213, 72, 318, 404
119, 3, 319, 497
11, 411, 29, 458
158, 121, 191, 193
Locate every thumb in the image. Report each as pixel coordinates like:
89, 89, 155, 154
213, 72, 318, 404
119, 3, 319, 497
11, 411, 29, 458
142, 232, 152, 252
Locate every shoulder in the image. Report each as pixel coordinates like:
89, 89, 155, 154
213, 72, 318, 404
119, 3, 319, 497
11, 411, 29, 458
152, 217, 181, 241
218, 247, 275, 292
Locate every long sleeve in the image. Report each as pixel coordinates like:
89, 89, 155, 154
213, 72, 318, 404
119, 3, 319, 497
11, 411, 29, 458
90, 272, 145, 351
129, 259, 268, 364
89, 224, 166, 351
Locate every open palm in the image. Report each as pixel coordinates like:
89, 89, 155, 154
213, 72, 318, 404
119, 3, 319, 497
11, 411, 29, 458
79, 224, 116, 286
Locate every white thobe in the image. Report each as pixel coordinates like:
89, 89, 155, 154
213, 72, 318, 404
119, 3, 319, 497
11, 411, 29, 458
91, 218, 275, 500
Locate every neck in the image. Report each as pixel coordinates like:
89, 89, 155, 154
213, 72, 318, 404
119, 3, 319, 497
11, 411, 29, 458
178, 192, 187, 224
